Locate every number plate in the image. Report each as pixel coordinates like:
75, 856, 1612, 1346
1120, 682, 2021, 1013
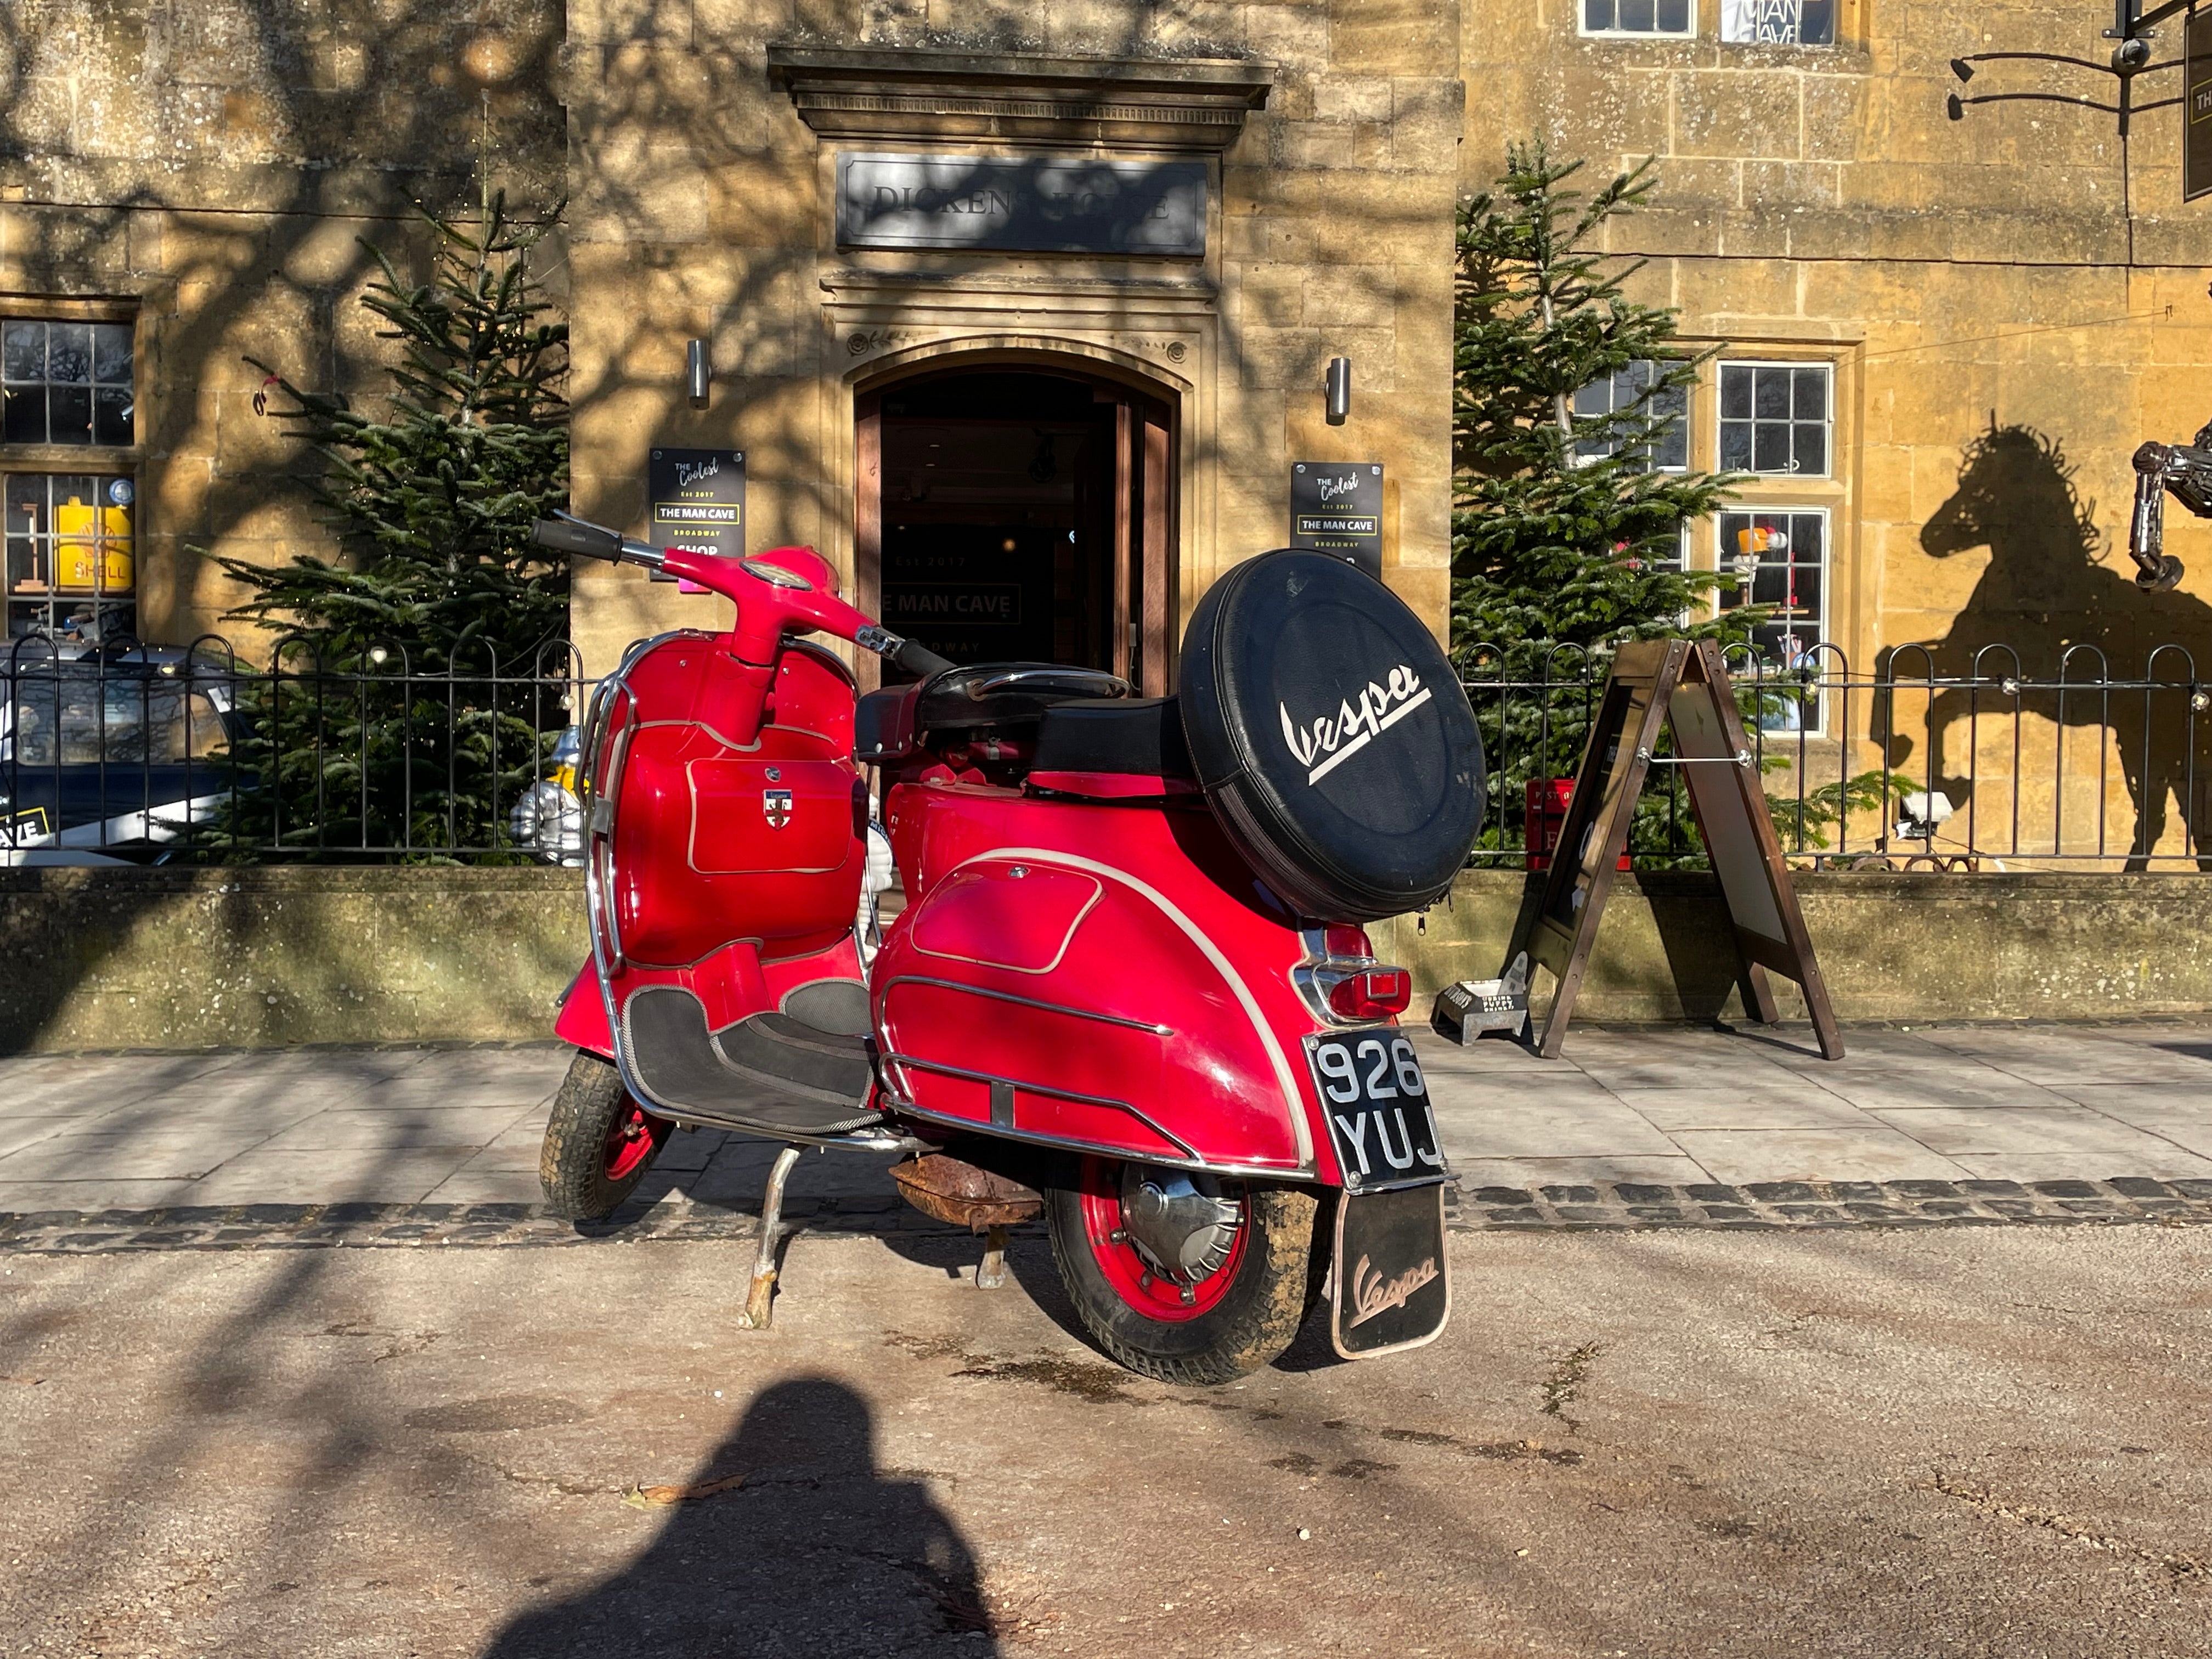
1304, 1030, 1448, 1190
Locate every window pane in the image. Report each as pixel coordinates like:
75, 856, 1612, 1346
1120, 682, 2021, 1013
2, 385, 45, 445
1798, 0, 1835, 42
1719, 422, 1753, 470
93, 386, 132, 447
1573, 381, 1612, 419
1656, 413, 1689, 470
46, 324, 91, 385
91, 324, 132, 386
2, 322, 41, 383
1584, 0, 1616, 28
1792, 366, 1827, 420
1793, 423, 1827, 476
1753, 368, 1791, 419
1620, 0, 1657, 29
1753, 421, 1793, 470
1658, 0, 1691, 28
48, 384, 92, 443
1720, 365, 1753, 419
1790, 512, 1824, 559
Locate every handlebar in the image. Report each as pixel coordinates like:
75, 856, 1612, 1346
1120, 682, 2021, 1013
530, 512, 956, 675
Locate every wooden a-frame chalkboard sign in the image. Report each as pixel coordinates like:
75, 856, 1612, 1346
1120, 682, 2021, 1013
1529, 637, 1842, 1061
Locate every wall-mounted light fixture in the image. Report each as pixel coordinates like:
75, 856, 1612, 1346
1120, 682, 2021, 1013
1324, 357, 1351, 426
686, 338, 712, 409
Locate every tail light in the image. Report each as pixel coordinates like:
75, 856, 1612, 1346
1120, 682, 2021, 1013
1326, 967, 1411, 1022
1293, 926, 1412, 1025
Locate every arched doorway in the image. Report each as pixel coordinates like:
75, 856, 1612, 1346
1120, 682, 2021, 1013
855, 363, 1178, 693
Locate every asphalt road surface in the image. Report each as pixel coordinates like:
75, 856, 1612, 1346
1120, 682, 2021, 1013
3, 1223, 2208, 1657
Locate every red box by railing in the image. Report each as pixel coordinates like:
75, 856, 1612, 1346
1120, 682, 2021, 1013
1524, 777, 1631, 873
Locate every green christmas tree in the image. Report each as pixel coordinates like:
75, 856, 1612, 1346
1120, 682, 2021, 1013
1449, 145, 1877, 859
197, 190, 571, 859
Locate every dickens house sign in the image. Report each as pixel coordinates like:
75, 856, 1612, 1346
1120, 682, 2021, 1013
836, 153, 1207, 256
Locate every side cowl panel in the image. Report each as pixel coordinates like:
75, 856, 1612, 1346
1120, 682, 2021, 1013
873, 839, 1315, 1177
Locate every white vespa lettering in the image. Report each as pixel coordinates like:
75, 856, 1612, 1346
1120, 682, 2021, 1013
1278, 663, 1435, 786
1347, 1253, 1441, 1328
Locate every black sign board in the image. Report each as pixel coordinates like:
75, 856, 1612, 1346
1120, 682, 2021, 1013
836, 154, 1207, 257
1290, 461, 1383, 578
1528, 638, 1842, 1061
2190, 11, 2212, 204
646, 447, 744, 585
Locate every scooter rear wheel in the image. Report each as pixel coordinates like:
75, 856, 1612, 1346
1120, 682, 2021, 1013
1044, 1155, 1322, 1386
540, 1049, 672, 1221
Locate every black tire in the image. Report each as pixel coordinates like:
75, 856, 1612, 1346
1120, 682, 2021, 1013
1043, 1158, 1323, 1386
540, 1049, 670, 1221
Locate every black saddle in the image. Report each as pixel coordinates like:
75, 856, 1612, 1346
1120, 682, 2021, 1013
622, 979, 883, 1136
1033, 697, 1194, 778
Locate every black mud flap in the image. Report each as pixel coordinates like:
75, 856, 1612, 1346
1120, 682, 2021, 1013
1329, 1183, 1449, 1360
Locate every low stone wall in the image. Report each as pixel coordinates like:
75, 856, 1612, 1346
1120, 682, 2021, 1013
0, 867, 587, 1054
4, 866, 2210, 1053
1372, 870, 2212, 1024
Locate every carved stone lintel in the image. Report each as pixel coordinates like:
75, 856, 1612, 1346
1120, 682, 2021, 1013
768, 45, 1271, 153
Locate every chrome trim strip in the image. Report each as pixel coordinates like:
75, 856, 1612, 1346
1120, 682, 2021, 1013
884, 1096, 1308, 1182
880, 1050, 1201, 1162
880, 974, 1173, 1035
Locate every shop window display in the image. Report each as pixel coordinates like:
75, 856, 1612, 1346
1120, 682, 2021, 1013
4, 473, 136, 646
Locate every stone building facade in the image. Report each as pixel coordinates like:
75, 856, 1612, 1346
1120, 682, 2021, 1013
5, 1, 2211, 733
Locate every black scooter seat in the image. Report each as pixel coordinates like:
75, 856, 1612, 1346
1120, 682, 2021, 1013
1032, 697, 1195, 779
624, 981, 883, 1136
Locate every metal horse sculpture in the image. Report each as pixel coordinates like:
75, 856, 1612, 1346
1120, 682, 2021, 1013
1886, 421, 2212, 868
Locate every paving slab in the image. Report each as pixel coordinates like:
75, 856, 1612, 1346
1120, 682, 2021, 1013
1666, 1127, 1973, 1185
0, 1024, 2209, 1218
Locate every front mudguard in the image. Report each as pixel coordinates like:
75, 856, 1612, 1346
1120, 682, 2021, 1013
553, 962, 614, 1058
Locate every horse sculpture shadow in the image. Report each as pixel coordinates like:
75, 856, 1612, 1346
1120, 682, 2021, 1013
1881, 421, 2212, 869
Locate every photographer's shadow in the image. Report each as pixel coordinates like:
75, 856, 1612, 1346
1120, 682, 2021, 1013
483, 1377, 997, 1656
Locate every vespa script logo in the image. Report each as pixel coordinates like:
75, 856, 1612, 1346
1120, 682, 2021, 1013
1346, 1253, 1441, 1329
1278, 665, 1433, 786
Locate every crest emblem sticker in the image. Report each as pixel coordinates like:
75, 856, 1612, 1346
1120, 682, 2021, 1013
762, 789, 793, 830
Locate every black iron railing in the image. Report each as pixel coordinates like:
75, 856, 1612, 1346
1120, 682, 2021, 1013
0, 634, 589, 863
8, 632, 2211, 869
1461, 641, 2212, 870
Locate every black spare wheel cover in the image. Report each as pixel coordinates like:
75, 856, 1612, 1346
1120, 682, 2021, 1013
1180, 551, 1486, 921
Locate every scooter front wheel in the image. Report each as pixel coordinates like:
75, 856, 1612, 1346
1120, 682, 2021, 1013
1044, 1156, 1321, 1386
540, 1049, 672, 1220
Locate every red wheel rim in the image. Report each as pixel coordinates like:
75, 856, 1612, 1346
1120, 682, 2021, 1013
602, 1099, 663, 1181
1077, 1155, 1249, 1323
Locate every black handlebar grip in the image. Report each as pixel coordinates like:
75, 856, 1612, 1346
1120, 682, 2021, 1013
531, 517, 623, 561
893, 638, 955, 678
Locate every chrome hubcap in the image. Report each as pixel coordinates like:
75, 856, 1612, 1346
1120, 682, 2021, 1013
1118, 1163, 1242, 1285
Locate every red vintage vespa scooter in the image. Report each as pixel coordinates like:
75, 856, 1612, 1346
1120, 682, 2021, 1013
529, 511, 1485, 1383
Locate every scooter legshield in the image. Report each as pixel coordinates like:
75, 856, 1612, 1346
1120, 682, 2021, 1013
578, 633, 878, 1136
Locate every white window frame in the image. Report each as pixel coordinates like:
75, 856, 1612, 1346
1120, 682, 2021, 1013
1578, 0, 1697, 39
1717, 358, 1834, 479
1573, 360, 1691, 472
1715, 505, 1831, 732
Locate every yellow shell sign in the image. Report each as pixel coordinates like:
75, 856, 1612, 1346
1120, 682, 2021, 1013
54, 494, 134, 594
